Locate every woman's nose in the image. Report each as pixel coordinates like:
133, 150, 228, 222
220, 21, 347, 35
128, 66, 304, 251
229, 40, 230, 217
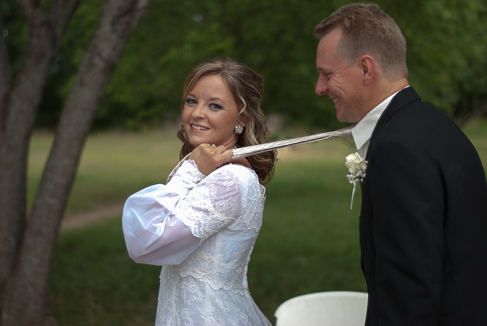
191, 104, 205, 119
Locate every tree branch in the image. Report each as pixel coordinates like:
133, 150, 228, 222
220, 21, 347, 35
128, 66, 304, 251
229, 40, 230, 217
0, 1, 12, 108
16, 0, 44, 26
2, 0, 79, 133
457, 104, 487, 126
49, 0, 80, 45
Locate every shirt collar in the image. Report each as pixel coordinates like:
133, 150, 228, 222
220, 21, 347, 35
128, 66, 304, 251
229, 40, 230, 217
352, 87, 407, 153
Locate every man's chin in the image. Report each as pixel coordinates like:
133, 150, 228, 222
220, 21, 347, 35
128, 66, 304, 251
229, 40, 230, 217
336, 113, 348, 123
336, 112, 359, 124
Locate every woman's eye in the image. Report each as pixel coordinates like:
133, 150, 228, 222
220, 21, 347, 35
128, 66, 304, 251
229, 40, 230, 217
209, 103, 223, 110
186, 98, 197, 105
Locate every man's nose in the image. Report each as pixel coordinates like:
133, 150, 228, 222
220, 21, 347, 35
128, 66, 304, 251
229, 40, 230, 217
315, 76, 328, 95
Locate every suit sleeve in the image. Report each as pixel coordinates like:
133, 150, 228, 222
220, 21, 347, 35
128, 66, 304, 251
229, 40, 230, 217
368, 136, 444, 325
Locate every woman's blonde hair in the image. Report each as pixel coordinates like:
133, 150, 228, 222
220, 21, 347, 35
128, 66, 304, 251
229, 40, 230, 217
177, 56, 276, 184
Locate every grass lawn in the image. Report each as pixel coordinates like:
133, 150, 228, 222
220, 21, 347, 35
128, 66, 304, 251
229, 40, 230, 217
29, 121, 486, 325
28, 130, 182, 214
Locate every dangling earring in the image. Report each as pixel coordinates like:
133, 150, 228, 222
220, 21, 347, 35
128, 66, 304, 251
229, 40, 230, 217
234, 125, 244, 135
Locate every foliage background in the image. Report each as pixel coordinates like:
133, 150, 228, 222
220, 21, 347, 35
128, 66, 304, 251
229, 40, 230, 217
3, 0, 487, 131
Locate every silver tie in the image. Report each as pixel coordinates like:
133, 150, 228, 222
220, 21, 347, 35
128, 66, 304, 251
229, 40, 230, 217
167, 126, 353, 182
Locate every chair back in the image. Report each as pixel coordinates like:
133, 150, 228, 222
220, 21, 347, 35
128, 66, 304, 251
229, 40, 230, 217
274, 291, 368, 326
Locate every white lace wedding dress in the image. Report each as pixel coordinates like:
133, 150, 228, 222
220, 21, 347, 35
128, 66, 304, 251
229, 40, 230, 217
122, 160, 272, 326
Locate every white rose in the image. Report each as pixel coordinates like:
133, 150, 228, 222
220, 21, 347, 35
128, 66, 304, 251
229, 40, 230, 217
345, 152, 364, 174
345, 152, 367, 210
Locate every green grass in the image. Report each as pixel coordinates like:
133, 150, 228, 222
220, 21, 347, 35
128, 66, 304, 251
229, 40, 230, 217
249, 159, 365, 318
28, 130, 182, 214
462, 119, 487, 164
37, 121, 487, 325
51, 218, 159, 325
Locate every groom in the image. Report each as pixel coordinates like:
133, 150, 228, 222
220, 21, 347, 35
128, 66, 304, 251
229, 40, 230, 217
314, 3, 487, 325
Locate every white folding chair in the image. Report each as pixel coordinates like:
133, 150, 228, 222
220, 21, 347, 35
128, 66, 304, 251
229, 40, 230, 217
274, 291, 368, 326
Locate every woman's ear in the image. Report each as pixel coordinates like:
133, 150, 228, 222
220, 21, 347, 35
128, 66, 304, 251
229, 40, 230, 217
238, 115, 247, 127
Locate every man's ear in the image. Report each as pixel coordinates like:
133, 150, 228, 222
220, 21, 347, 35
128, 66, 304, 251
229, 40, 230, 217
360, 55, 375, 85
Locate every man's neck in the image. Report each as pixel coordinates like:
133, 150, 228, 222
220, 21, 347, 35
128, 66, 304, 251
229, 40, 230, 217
353, 82, 407, 157
369, 77, 409, 110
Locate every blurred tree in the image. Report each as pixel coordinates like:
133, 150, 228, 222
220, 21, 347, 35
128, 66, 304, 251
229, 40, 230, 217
382, 0, 487, 124
34, 0, 350, 131
0, 0, 150, 325
37, 0, 486, 132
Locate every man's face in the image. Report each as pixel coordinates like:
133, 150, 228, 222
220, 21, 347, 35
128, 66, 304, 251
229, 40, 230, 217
315, 29, 367, 123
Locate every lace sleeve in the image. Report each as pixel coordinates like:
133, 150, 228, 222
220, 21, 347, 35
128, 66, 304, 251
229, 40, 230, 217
174, 164, 248, 244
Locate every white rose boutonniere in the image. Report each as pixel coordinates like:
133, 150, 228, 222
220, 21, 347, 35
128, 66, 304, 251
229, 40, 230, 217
345, 152, 367, 209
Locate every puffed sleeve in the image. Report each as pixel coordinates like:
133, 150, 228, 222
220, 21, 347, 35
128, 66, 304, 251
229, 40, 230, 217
122, 160, 245, 266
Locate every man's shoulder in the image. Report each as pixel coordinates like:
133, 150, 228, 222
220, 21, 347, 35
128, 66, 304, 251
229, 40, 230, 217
383, 88, 452, 130
374, 96, 473, 156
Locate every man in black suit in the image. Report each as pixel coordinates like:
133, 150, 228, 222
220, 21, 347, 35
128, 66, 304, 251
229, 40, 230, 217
314, 3, 487, 325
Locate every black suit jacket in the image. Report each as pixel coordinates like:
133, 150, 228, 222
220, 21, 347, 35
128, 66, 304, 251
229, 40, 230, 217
360, 87, 487, 325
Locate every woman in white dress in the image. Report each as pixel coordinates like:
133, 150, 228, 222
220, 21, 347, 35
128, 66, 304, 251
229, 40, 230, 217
122, 56, 276, 325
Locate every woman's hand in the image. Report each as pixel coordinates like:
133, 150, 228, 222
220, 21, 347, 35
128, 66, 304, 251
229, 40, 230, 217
188, 144, 234, 175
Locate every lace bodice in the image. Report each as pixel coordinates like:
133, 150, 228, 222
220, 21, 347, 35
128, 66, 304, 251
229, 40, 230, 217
122, 160, 271, 325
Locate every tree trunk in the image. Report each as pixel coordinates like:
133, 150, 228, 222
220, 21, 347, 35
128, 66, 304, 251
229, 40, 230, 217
0, 0, 76, 290
0, 0, 16, 287
0, 0, 11, 103
0, 0, 150, 325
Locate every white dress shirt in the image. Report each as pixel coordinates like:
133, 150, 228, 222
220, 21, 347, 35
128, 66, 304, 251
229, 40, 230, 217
352, 87, 408, 157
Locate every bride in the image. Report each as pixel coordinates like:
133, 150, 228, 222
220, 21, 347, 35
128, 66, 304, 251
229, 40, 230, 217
122, 56, 276, 325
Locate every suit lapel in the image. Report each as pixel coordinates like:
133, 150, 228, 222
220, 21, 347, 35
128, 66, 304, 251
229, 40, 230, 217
367, 87, 421, 159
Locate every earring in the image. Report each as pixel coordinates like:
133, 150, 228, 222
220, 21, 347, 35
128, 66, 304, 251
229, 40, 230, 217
234, 125, 244, 135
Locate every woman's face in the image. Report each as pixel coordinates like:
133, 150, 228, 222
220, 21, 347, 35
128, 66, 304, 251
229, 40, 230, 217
182, 74, 243, 148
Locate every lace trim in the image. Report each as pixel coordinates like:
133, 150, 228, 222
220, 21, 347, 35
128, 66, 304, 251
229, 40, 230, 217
157, 266, 270, 325
167, 160, 205, 192
176, 166, 246, 242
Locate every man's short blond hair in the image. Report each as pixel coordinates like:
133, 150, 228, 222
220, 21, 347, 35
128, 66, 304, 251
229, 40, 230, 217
314, 3, 408, 81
